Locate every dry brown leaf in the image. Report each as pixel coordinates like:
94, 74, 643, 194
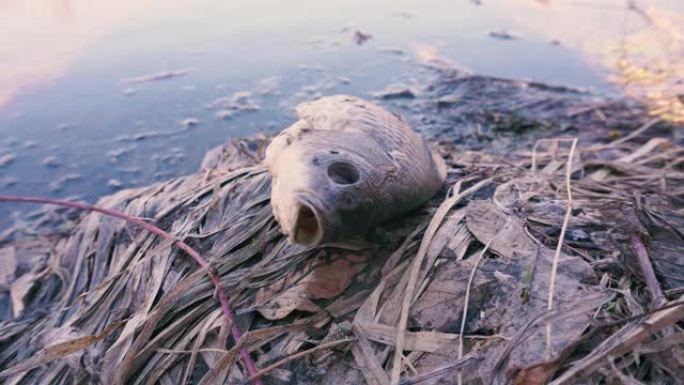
255, 252, 367, 320
509, 360, 559, 385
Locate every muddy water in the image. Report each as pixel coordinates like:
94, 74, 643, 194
0, 0, 681, 225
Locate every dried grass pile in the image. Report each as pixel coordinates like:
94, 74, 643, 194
0, 62, 684, 385
1, 117, 683, 384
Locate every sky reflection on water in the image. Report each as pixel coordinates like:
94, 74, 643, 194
0, 0, 681, 223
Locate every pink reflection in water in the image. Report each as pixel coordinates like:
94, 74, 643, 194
0, 0, 151, 108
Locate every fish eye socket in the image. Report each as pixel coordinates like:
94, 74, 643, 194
327, 162, 360, 185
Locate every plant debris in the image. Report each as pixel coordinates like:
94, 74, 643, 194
121, 69, 189, 85
41, 156, 61, 168
0, 67, 682, 384
489, 30, 518, 40
0, 153, 16, 168
180, 118, 200, 128
352, 30, 373, 45
370, 86, 416, 99
206, 91, 261, 121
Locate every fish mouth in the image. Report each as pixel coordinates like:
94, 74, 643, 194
292, 197, 325, 246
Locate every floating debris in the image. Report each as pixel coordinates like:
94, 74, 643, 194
179, 118, 199, 128
117, 166, 142, 175
106, 146, 136, 163
298, 64, 324, 72
352, 29, 373, 45
206, 91, 260, 120
116, 128, 187, 142
48, 173, 82, 192
107, 179, 123, 189
214, 109, 235, 120
116, 131, 161, 142
0, 153, 16, 168
369, 85, 416, 99
121, 69, 189, 85
488, 29, 518, 40
122, 87, 138, 96
160, 147, 186, 164
40, 156, 61, 168
22, 141, 37, 149
377, 46, 404, 55
255, 76, 281, 96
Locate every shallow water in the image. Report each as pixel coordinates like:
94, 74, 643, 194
0, 0, 682, 225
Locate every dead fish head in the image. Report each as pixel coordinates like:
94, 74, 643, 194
266, 95, 446, 247
269, 142, 375, 246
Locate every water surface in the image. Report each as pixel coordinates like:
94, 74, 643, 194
1, 0, 682, 224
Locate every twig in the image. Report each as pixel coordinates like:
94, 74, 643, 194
156, 348, 230, 354
545, 138, 578, 358
627, 0, 653, 24
458, 239, 494, 385
531, 138, 579, 172
630, 232, 666, 306
607, 117, 661, 147
398, 354, 482, 385
566, 101, 616, 118
0, 195, 262, 385
240, 338, 353, 384
390, 178, 493, 385
230, 139, 260, 163
402, 354, 419, 376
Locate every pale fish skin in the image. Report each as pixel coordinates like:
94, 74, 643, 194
265, 95, 447, 246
